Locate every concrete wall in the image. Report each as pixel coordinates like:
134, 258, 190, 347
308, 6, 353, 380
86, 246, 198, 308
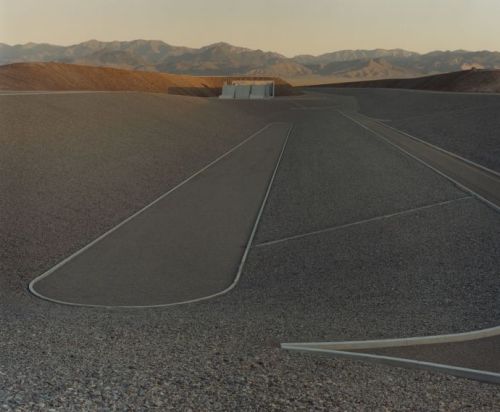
219, 84, 236, 99
220, 82, 274, 100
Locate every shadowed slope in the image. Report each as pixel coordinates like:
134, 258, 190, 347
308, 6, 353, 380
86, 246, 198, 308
0, 62, 295, 96
310, 69, 500, 93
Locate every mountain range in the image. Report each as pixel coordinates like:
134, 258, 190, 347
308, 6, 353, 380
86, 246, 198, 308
1, 40, 500, 84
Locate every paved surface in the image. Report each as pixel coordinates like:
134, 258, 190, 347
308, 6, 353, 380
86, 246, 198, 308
357, 336, 500, 374
0, 92, 292, 299
341, 111, 500, 210
2, 91, 500, 410
31, 123, 291, 306
255, 110, 466, 244
312, 88, 500, 172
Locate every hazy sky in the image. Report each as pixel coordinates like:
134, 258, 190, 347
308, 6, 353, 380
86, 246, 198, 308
1, 0, 499, 56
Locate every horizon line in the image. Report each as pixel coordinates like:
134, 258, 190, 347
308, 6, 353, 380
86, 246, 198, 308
1, 39, 499, 58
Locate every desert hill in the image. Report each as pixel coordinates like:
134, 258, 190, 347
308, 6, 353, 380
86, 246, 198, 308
0, 62, 294, 96
310, 69, 500, 93
2, 40, 500, 83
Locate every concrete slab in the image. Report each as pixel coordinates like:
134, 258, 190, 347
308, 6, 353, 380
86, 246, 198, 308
219, 84, 236, 99
340, 111, 500, 211
357, 335, 500, 374
310, 88, 500, 172
250, 85, 268, 99
235, 85, 251, 99
30, 122, 292, 307
282, 326, 500, 384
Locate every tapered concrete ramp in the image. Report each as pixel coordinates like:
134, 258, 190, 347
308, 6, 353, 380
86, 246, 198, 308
31, 123, 292, 307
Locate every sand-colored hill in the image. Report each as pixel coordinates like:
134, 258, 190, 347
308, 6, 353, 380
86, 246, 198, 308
0, 62, 295, 96
310, 69, 500, 93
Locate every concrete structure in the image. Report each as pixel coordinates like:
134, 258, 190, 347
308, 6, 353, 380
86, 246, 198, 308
220, 80, 275, 100
234, 84, 252, 99
219, 84, 236, 99
250, 84, 271, 99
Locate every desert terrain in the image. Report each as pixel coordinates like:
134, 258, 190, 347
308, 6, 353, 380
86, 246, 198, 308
1, 84, 500, 409
312, 68, 500, 93
3, 0, 500, 405
3, 62, 500, 98
0, 62, 294, 96
2, 40, 500, 84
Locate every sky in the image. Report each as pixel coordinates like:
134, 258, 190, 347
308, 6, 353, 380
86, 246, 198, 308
1, 0, 499, 56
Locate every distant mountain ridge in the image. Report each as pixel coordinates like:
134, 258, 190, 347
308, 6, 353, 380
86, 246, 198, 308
1, 40, 500, 83
293, 48, 419, 65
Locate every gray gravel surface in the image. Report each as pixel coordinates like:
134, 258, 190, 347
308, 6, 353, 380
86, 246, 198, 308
311, 88, 500, 172
1, 92, 500, 410
252, 197, 500, 340
32, 123, 291, 306
255, 110, 464, 243
0, 93, 292, 300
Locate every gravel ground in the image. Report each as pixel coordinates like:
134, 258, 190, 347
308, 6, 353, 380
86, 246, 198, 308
1, 93, 500, 410
32, 123, 291, 306
311, 88, 500, 172
256, 110, 464, 243
0, 93, 292, 300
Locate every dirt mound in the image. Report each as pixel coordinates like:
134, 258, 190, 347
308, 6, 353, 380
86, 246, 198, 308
0, 62, 295, 96
310, 69, 500, 93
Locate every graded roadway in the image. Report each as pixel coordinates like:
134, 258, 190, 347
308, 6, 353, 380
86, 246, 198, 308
1, 89, 500, 409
